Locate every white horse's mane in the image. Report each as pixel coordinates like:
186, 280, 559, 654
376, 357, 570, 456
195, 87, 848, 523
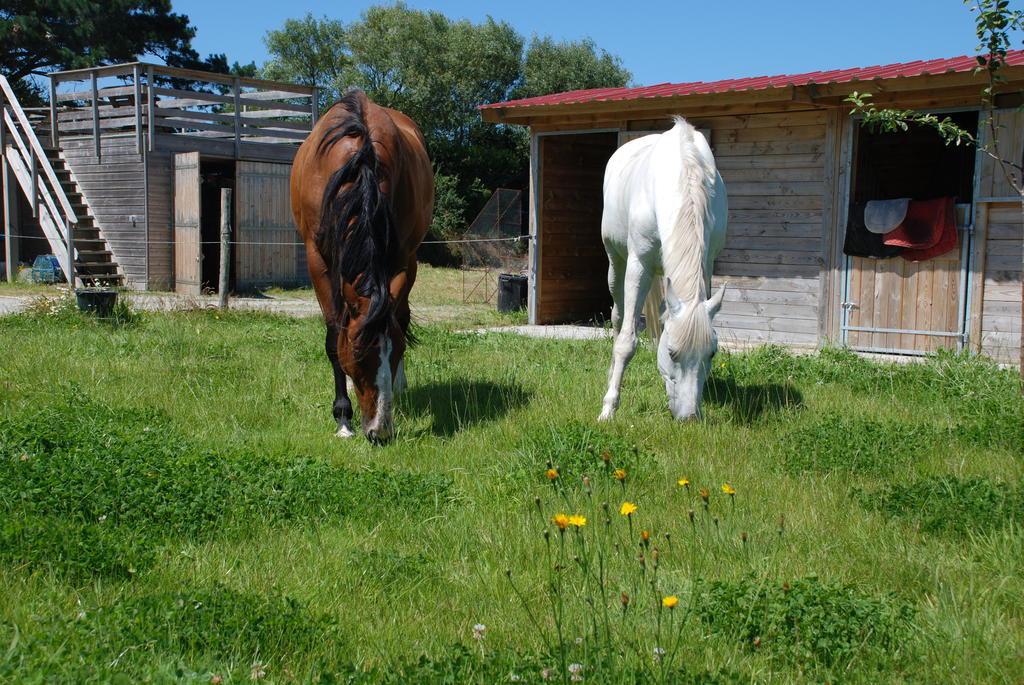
660, 116, 717, 358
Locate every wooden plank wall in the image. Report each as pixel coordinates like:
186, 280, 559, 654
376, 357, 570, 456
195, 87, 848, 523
235, 160, 307, 290
979, 202, 1022, 363
977, 110, 1024, 201
695, 110, 827, 348
146, 150, 173, 290
537, 132, 617, 324
61, 136, 148, 288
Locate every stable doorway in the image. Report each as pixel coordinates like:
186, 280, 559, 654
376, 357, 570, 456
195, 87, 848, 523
840, 110, 978, 355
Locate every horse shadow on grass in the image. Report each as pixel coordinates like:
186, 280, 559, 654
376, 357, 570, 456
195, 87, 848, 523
399, 379, 532, 437
703, 376, 804, 424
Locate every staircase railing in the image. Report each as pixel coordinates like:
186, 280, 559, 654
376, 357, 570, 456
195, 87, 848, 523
1, 73, 78, 285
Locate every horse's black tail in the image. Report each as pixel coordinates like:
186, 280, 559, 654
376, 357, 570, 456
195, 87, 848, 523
315, 90, 396, 349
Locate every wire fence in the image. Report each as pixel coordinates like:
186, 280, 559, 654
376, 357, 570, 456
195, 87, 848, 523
0, 233, 532, 247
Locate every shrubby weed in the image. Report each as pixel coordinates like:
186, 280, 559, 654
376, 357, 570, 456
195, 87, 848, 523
855, 476, 1024, 536
0, 584, 340, 682
513, 420, 652, 484
774, 415, 937, 474
696, 576, 913, 669
0, 397, 453, 579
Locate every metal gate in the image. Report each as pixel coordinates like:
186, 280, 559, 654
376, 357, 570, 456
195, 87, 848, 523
840, 204, 973, 355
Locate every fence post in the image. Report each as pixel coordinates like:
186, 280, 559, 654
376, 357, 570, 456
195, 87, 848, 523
218, 187, 232, 310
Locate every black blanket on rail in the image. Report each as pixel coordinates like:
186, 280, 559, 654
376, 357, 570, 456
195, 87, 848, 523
842, 202, 904, 259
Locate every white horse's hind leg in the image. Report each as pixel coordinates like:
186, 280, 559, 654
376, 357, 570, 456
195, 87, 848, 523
606, 255, 625, 334
599, 256, 653, 421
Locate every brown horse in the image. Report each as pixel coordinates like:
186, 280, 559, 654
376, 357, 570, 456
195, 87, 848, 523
291, 90, 433, 442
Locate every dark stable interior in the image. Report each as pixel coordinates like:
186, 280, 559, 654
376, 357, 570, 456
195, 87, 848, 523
200, 159, 235, 292
852, 110, 978, 204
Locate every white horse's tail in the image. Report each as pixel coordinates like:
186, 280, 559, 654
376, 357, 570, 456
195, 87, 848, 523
661, 116, 716, 304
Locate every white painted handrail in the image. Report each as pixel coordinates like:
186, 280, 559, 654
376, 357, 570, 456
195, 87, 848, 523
0, 75, 77, 222
1, 73, 78, 284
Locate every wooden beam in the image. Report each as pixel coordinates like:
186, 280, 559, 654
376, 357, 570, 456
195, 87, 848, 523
481, 69, 1024, 127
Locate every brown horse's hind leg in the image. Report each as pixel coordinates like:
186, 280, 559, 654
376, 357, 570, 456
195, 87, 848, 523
324, 322, 355, 438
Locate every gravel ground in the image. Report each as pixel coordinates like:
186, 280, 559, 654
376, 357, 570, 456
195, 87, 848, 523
0, 291, 612, 341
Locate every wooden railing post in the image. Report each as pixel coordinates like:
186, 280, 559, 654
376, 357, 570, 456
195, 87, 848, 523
66, 219, 76, 287
48, 77, 58, 149
90, 70, 100, 160
2, 158, 13, 283
29, 151, 38, 218
133, 64, 143, 155
146, 65, 155, 152
232, 77, 242, 158
311, 87, 319, 126
1, 100, 12, 283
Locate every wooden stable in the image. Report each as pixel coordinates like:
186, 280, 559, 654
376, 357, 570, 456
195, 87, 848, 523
481, 53, 1024, 366
2, 63, 315, 293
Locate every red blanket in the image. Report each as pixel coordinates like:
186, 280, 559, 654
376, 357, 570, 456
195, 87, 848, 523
882, 198, 958, 261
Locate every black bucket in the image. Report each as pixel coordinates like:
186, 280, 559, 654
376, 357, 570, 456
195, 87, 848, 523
75, 289, 118, 318
497, 273, 528, 313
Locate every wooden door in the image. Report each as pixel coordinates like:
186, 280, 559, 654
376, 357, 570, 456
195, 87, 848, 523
536, 132, 615, 324
235, 161, 303, 289
843, 206, 970, 354
173, 151, 201, 295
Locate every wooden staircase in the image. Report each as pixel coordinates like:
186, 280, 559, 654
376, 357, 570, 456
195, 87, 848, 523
1, 74, 122, 287
42, 144, 123, 286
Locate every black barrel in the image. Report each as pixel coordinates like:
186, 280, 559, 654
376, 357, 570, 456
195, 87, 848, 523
497, 274, 528, 313
75, 289, 118, 317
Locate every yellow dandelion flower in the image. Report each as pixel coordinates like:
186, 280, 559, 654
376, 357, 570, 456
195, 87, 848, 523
699, 488, 710, 501
552, 513, 570, 530
640, 530, 650, 542
614, 469, 627, 481
677, 478, 689, 487
619, 502, 637, 516
568, 514, 587, 527
722, 483, 736, 496
662, 596, 679, 608
545, 468, 559, 480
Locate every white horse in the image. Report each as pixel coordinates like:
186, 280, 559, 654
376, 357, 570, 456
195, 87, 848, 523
598, 117, 728, 422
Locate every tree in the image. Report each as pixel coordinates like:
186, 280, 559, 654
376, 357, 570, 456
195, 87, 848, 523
262, 3, 630, 253
0, 1, 197, 101
846, 0, 1023, 376
262, 13, 348, 109
514, 35, 631, 101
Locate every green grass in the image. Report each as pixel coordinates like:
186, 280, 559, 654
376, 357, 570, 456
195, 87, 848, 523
0, 286, 1022, 683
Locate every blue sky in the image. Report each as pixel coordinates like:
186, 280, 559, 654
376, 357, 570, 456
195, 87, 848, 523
173, 0, 1008, 90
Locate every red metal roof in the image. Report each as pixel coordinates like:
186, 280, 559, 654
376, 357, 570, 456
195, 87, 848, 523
479, 50, 1024, 110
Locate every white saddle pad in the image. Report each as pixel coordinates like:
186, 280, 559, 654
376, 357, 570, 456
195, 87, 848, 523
864, 198, 911, 234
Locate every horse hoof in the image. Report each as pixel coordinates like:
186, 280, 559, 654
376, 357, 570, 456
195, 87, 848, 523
334, 425, 356, 438
597, 410, 614, 422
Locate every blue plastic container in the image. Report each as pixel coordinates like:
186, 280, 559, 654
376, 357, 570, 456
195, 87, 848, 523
31, 255, 65, 284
